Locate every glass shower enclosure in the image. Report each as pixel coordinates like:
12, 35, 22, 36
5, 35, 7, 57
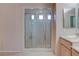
24, 8, 52, 48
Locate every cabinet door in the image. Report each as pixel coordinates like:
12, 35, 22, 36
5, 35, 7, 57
72, 49, 79, 56
61, 45, 71, 56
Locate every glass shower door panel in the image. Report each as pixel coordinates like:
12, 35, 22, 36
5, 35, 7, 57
32, 20, 44, 48
44, 14, 51, 48
45, 20, 51, 48
25, 14, 32, 48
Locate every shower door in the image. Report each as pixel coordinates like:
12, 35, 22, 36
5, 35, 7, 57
25, 13, 32, 48
25, 11, 51, 48
32, 14, 45, 48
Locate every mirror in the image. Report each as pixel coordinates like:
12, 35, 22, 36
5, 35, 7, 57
63, 8, 76, 28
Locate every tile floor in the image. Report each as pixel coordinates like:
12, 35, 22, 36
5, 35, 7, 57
0, 48, 54, 56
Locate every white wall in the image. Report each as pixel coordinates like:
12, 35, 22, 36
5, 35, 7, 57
0, 4, 22, 51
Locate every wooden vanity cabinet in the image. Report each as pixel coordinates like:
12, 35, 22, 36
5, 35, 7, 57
61, 45, 71, 56
59, 37, 72, 56
72, 48, 79, 56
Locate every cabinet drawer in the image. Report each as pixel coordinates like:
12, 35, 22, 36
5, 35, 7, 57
60, 38, 72, 49
72, 48, 79, 56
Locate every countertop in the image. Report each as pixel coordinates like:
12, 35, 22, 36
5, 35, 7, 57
61, 35, 79, 43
